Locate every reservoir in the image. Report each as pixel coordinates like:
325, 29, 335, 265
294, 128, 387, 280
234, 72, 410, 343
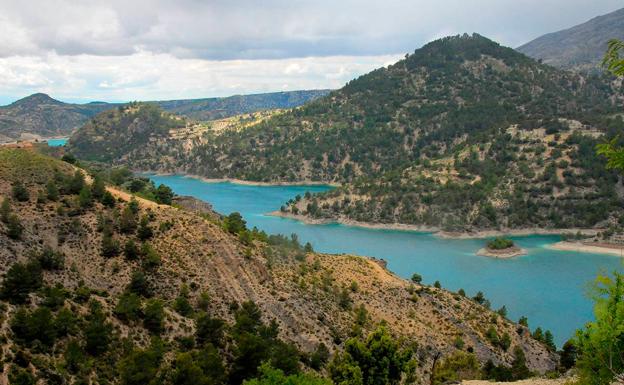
147, 173, 623, 346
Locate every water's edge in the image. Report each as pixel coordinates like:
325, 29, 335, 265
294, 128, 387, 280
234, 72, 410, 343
145, 173, 624, 347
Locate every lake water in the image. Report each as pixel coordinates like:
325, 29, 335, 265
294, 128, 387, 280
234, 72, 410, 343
147, 173, 623, 347
46, 138, 69, 147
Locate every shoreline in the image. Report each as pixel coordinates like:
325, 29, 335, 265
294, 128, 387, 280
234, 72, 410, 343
436, 228, 600, 239
548, 241, 624, 257
268, 210, 441, 232
265, 210, 600, 239
1, 135, 70, 146
140, 171, 341, 188
139, 171, 612, 244
268, 211, 604, 240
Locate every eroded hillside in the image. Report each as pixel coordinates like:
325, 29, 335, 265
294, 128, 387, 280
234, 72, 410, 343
0, 148, 557, 383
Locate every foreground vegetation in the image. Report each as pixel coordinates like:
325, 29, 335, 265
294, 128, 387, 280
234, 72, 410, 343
0, 147, 563, 384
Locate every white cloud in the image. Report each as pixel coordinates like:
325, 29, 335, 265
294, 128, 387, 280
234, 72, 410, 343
0, 52, 402, 103
0, 0, 621, 103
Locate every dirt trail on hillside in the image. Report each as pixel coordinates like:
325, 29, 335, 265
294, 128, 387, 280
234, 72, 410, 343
106, 186, 163, 209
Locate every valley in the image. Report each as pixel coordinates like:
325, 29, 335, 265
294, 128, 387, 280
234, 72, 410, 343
3, 2, 624, 383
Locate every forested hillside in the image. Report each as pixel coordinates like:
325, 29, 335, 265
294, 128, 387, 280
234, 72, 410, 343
68, 34, 624, 231
0, 148, 558, 383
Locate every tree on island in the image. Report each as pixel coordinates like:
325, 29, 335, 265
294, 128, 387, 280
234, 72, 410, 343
487, 237, 514, 250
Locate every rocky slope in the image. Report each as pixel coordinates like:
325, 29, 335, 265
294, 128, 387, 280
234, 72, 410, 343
517, 7, 624, 72
67, 34, 624, 232
0, 147, 557, 383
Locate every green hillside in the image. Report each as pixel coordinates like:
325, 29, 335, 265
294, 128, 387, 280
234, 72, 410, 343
67, 34, 624, 231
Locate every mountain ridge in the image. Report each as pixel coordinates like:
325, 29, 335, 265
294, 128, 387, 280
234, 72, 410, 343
0, 89, 330, 142
517, 7, 624, 71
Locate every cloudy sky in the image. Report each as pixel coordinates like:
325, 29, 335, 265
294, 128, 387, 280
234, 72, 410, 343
0, 0, 621, 104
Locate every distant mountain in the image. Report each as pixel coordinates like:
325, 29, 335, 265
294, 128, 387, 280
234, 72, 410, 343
69, 34, 624, 232
0, 90, 330, 142
156, 90, 330, 121
517, 7, 624, 71
0, 93, 115, 142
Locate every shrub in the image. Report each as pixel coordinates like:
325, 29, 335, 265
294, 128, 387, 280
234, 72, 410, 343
124, 239, 139, 260
84, 300, 113, 355
78, 185, 92, 208
329, 325, 413, 385
153, 184, 173, 205
433, 351, 480, 384
10, 306, 57, 348
101, 232, 120, 257
0, 261, 43, 304
487, 237, 514, 250
141, 242, 161, 269
224, 212, 247, 234
12, 182, 29, 202
173, 285, 193, 317
244, 363, 331, 385
143, 299, 165, 334
46, 180, 59, 201
127, 270, 151, 296
6, 214, 24, 239
9, 365, 36, 385
0, 197, 10, 222
119, 206, 137, 234
137, 215, 154, 240
34, 246, 65, 270
115, 292, 143, 322
196, 313, 225, 347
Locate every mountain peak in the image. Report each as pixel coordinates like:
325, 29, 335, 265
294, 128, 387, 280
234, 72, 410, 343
404, 33, 528, 67
10, 93, 64, 108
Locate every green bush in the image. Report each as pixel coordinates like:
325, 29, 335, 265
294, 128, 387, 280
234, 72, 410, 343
115, 292, 143, 322
84, 300, 113, 356
433, 351, 480, 384
487, 237, 514, 250
0, 261, 43, 304
12, 181, 29, 202
143, 299, 165, 334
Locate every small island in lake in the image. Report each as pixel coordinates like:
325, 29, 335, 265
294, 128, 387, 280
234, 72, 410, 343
476, 237, 527, 259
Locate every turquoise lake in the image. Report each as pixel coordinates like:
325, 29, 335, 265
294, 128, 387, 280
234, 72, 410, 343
46, 138, 68, 147
147, 173, 623, 347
